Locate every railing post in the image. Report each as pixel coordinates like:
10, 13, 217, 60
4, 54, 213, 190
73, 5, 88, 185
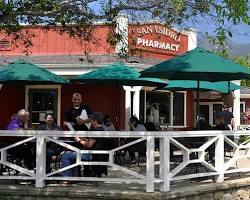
35, 136, 46, 187
146, 136, 155, 192
214, 134, 224, 182
160, 137, 170, 192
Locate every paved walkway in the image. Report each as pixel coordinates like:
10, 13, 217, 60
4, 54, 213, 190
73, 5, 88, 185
1, 151, 250, 199
0, 172, 250, 199
0, 158, 250, 199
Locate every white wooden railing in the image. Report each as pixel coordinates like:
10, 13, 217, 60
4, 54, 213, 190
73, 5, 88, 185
0, 130, 249, 192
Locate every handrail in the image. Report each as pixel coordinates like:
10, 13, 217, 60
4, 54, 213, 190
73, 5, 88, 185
0, 130, 249, 192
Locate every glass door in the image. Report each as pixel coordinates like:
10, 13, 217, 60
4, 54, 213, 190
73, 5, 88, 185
28, 89, 58, 129
200, 105, 210, 123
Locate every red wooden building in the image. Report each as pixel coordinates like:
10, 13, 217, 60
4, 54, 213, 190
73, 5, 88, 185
0, 15, 244, 130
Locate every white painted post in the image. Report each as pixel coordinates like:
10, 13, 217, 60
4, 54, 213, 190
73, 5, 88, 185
132, 86, 142, 119
187, 29, 197, 51
233, 81, 241, 130
146, 136, 155, 192
123, 86, 132, 131
170, 92, 174, 126
214, 134, 224, 182
35, 137, 46, 187
160, 137, 170, 192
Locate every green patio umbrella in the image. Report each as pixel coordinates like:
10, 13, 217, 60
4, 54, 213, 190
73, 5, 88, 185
70, 62, 166, 128
140, 47, 250, 128
140, 47, 250, 81
0, 59, 68, 84
157, 80, 241, 93
70, 62, 166, 86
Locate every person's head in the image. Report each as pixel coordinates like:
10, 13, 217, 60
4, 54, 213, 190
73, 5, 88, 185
72, 93, 82, 107
91, 112, 104, 127
215, 115, 225, 126
197, 117, 211, 130
129, 116, 139, 127
45, 114, 55, 126
223, 104, 229, 111
24, 111, 30, 123
17, 109, 26, 123
104, 114, 112, 126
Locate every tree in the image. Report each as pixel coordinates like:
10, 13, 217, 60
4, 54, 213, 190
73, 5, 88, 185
0, 0, 249, 55
233, 56, 250, 87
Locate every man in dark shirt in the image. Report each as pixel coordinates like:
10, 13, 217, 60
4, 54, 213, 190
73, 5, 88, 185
64, 93, 92, 131
60, 112, 105, 177
220, 104, 235, 130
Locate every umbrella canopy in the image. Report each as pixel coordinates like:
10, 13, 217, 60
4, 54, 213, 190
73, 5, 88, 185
157, 80, 241, 93
140, 47, 250, 81
140, 47, 250, 129
70, 62, 166, 87
0, 59, 68, 84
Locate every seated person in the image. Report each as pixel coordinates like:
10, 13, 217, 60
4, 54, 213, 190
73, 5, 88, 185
6, 109, 28, 130
6, 109, 35, 170
195, 116, 211, 130
214, 115, 230, 130
60, 112, 105, 177
37, 114, 61, 131
37, 114, 62, 173
127, 116, 147, 164
102, 114, 115, 131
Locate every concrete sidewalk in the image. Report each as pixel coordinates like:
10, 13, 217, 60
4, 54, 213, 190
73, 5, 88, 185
1, 151, 250, 199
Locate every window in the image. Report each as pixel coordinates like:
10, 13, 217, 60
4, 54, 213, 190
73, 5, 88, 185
173, 92, 184, 125
240, 102, 245, 113
199, 102, 223, 126
140, 90, 186, 127
25, 85, 61, 129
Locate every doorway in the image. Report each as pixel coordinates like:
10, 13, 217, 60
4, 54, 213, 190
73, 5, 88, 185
199, 102, 223, 126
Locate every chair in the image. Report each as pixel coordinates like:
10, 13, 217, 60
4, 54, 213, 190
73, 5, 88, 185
90, 138, 115, 177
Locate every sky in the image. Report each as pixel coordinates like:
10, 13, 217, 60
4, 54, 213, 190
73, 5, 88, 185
88, 1, 250, 44
192, 22, 250, 44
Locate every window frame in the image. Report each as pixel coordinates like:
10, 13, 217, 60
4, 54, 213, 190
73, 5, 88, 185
142, 88, 187, 128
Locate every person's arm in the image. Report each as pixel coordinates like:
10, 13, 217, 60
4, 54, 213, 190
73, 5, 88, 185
231, 117, 235, 130
76, 117, 92, 125
75, 137, 96, 149
76, 106, 92, 125
128, 122, 135, 131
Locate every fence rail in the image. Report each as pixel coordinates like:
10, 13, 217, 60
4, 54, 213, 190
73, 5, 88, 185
0, 130, 249, 192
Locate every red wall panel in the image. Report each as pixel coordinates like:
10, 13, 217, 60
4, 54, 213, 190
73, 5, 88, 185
0, 26, 115, 55
0, 85, 25, 129
61, 84, 125, 130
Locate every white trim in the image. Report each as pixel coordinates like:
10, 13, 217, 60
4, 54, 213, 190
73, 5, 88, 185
39, 63, 151, 76
143, 90, 187, 127
170, 92, 174, 126
183, 91, 187, 126
240, 102, 246, 113
199, 102, 223, 125
25, 85, 61, 126
241, 94, 250, 98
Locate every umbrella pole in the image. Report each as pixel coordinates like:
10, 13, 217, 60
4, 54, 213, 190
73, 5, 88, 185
228, 81, 231, 93
196, 74, 200, 130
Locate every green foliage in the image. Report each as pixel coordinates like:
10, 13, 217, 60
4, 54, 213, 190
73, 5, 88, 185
233, 56, 250, 87
0, 0, 249, 57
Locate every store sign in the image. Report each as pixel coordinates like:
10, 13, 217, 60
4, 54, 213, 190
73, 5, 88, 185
135, 25, 181, 52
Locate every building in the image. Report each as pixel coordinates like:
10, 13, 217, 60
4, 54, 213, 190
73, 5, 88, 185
0, 15, 244, 130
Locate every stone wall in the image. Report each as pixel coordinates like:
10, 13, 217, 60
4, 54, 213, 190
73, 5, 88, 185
1, 177, 250, 200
